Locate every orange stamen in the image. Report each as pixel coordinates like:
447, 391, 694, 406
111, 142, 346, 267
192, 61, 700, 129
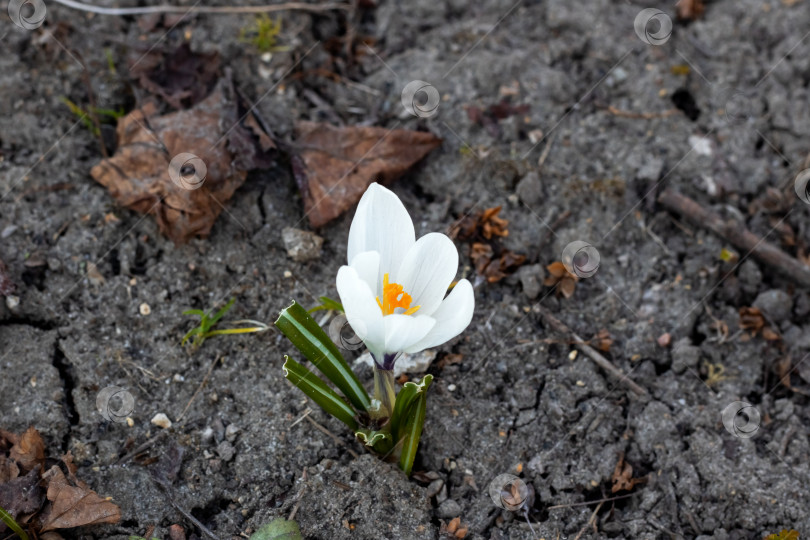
376, 273, 420, 316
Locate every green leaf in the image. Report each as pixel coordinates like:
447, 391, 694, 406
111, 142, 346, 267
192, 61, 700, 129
308, 296, 344, 313
250, 518, 303, 540
390, 374, 433, 441
397, 375, 433, 476
275, 301, 370, 412
210, 298, 236, 325
355, 428, 393, 454
283, 356, 358, 430
0, 505, 28, 540
182, 309, 206, 317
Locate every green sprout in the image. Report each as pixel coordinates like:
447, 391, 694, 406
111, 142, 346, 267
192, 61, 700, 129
307, 295, 344, 314
239, 14, 290, 53
60, 97, 124, 136
182, 298, 270, 350
0, 505, 28, 540
275, 301, 433, 475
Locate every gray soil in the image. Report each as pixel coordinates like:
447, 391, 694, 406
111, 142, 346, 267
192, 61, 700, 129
2, 0, 810, 538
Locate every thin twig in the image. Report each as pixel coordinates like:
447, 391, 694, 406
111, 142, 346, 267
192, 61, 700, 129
546, 493, 635, 510
176, 354, 221, 422
288, 469, 308, 521
115, 430, 169, 465
658, 188, 810, 289
604, 105, 679, 119
573, 500, 604, 540
50, 0, 349, 15
536, 306, 647, 396
304, 415, 359, 458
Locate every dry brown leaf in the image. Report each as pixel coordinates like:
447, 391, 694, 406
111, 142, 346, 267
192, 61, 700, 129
39, 463, 121, 531
0, 455, 19, 483
592, 329, 614, 352
0, 466, 43, 517
128, 43, 221, 110
437, 353, 464, 369
676, 0, 705, 20
10, 426, 45, 474
91, 78, 253, 244
611, 453, 643, 493
739, 306, 780, 341
479, 206, 509, 239
775, 356, 793, 390
291, 121, 442, 228
544, 261, 578, 298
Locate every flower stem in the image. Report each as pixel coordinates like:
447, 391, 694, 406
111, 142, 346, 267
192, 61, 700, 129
373, 367, 396, 418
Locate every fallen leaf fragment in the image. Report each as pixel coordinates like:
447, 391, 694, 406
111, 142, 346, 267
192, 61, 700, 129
0, 466, 42, 516
9, 426, 45, 474
91, 77, 269, 243
676, 0, 705, 20
39, 460, 121, 531
129, 43, 221, 110
544, 261, 578, 298
611, 452, 644, 493
739, 306, 780, 341
291, 121, 442, 228
454, 206, 526, 283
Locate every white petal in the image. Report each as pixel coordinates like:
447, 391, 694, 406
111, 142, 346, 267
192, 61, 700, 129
394, 233, 459, 317
403, 279, 474, 353
383, 314, 436, 354
349, 250, 381, 295
347, 183, 415, 277
336, 266, 385, 357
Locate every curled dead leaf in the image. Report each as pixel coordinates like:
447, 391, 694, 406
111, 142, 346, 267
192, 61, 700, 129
91, 77, 268, 243
291, 121, 442, 228
544, 261, 578, 298
611, 452, 644, 493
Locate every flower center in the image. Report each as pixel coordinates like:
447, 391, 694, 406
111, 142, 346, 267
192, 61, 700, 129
376, 273, 420, 316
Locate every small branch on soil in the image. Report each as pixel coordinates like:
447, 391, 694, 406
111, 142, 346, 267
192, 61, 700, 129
546, 492, 635, 510
287, 469, 308, 521
657, 188, 810, 289
304, 415, 359, 458
176, 354, 221, 423
573, 500, 604, 540
602, 105, 679, 119
116, 430, 169, 465
536, 306, 648, 396
50, 0, 349, 15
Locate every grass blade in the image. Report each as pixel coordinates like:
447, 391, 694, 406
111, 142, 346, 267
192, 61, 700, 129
308, 296, 344, 313
0, 505, 28, 540
283, 356, 358, 430
275, 301, 370, 412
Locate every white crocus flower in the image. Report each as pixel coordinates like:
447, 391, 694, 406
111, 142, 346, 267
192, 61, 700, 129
336, 183, 474, 415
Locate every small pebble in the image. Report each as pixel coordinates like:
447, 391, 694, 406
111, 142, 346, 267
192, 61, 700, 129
283, 270, 292, 278
139, 303, 151, 316
447, 384, 457, 392
216, 440, 235, 462
5, 296, 20, 310
151, 413, 172, 429
126, 417, 134, 427
225, 424, 241, 442
282, 227, 324, 262
437, 499, 462, 519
